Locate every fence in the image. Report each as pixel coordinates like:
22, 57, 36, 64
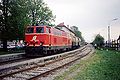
105, 39, 120, 51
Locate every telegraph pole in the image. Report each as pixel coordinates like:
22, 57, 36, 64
108, 26, 110, 43
107, 18, 118, 44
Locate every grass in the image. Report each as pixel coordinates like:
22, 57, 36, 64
54, 49, 120, 80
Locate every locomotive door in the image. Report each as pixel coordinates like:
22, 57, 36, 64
49, 28, 51, 47
46, 27, 51, 47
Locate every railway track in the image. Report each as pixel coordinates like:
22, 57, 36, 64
0, 44, 94, 80
0, 46, 85, 72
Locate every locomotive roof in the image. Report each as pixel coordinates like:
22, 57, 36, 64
26, 25, 65, 32
27, 25, 47, 27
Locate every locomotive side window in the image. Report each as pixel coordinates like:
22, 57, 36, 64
46, 28, 49, 33
53, 29, 62, 36
36, 27, 44, 33
26, 27, 34, 33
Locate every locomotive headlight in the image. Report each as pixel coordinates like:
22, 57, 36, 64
40, 42, 43, 46
40, 43, 42, 46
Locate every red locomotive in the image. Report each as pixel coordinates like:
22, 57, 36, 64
25, 23, 81, 57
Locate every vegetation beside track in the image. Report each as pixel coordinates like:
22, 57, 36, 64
54, 49, 120, 80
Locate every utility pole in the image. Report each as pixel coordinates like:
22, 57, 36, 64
108, 18, 118, 44
108, 26, 110, 43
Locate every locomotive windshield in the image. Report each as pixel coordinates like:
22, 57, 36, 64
36, 27, 44, 33
26, 27, 34, 33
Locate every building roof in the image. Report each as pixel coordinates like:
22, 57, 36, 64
56, 22, 76, 35
117, 35, 120, 40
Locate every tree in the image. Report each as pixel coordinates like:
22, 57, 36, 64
75, 30, 85, 42
27, 0, 55, 26
0, 0, 30, 51
93, 34, 104, 48
0, 0, 10, 51
70, 26, 85, 42
0, 0, 55, 51
8, 0, 30, 40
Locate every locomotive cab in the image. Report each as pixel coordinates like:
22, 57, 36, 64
25, 26, 51, 56
25, 26, 44, 46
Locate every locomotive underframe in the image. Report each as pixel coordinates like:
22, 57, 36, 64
25, 45, 72, 57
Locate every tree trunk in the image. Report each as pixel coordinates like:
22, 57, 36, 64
32, 10, 35, 26
3, 40, 7, 51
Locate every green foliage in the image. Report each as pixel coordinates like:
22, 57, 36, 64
93, 34, 104, 47
0, 0, 29, 40
8, 0, 30, 40
75, 30, 85, 42
71, 26, 85, 42
27, 0, 55, 26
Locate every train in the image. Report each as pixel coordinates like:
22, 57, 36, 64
25, 23, 81, 57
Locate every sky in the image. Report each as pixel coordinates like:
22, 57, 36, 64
44, 0, 120, 42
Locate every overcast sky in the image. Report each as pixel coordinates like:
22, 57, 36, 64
44, 0, 120, 42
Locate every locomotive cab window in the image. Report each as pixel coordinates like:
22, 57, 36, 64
36, 27, 44, 33
26, 27, 34, 33
46, 28, 50, 33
